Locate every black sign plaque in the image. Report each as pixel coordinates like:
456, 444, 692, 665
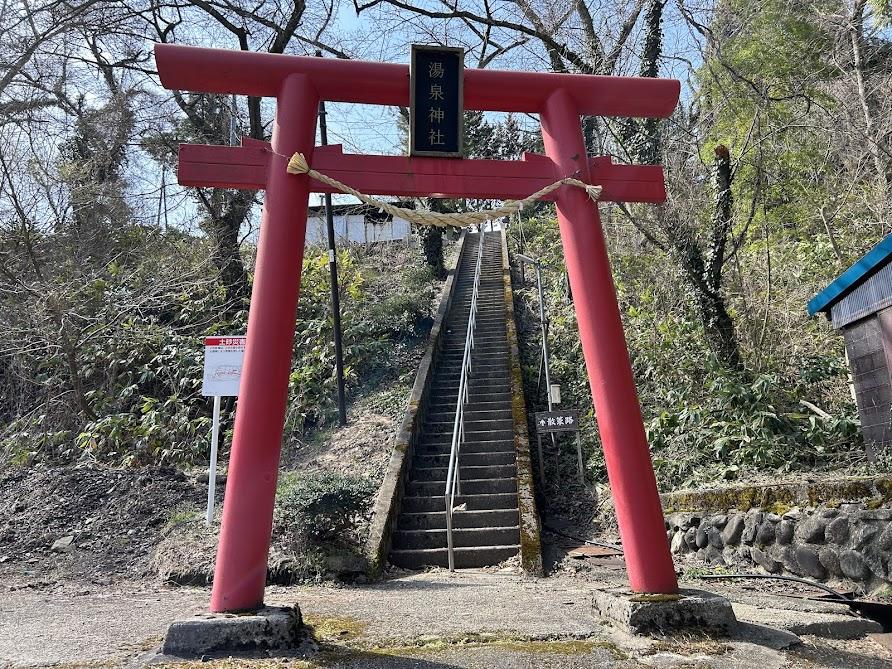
410, 45, 464, 157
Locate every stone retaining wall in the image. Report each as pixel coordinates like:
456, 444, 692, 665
663, 477, 892, 589
501, 231, 543, 575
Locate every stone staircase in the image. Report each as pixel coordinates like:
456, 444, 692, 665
389, 231, 521, 569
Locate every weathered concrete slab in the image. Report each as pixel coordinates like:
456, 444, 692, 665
161, 605, 302, 657
732, 602, 883, 639
592, 587, 737, 635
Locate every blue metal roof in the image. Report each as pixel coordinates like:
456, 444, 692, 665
808, 234, 892, 316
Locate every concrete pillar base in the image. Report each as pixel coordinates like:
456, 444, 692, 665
593, 587, 737, 635
161, 605, 303, 657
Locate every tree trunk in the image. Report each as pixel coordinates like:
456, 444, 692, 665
620, 0, 666, 164
849, 0, 888, 219
694, 287, 743, 371
667, 145, 744, 371
702, 144, 743, 370
631, 0, 666, 164
418, 225, 446, 279
213, 190, 253, 313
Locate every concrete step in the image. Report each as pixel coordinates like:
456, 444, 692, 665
389, 545, 519, 569
423, 428, 514, 443
432, 367, 508, 378
432, 378, 511, 391
446, 312, 505, 321
426, 405, 512, 419
415, 451, 515, 468
440, 349, 508, 358
438, 351, 508, 363
442, 341, 507, 351
446, 321, 503, 328
436, 362, 509, 381
438, 352, 508, 362
442, 335, 507, 343
428, 397, 511, 408
407, 477, 517, 496
427, 407, 513, 421
416, 439, 514, 456
392, 525, 520, 550
399, 508, 519, 530
434, 367, 509, 379
441, 342, 507, 353
411, 463, 517, 482
444, 331, 506, 340
423, 418, 514, 432
427, 394, 512, 407
444, 330, 506, 339
430, 387, 511, 400
400, 492, 518, 513
432, 368, 509, 379
448, 301, 504, 308
449, 306, 505, 313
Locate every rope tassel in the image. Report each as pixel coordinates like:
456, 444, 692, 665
286, 152, 602, 228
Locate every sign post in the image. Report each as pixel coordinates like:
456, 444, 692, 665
202, 336, 246, 525
535, 409, 585, 485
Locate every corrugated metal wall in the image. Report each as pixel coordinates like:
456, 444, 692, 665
831, 262, 892, 328
843, 315, 892, 452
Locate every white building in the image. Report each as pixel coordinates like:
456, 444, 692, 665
305, 203, 412, 246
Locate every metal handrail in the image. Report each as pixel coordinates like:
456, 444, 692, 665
444, 227, 486, 572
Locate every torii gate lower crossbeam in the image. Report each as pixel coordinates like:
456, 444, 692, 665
155, 44, 680, 613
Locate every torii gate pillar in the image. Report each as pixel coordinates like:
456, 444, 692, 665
541, 90, 677, 593
210, 75, 319, 612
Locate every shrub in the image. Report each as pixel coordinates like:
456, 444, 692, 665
274, 471, 376, 546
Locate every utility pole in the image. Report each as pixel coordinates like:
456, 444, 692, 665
516, 253, 558, 479
317, 51, 347, 426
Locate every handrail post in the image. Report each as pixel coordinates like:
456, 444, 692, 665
445, 493, 455, 572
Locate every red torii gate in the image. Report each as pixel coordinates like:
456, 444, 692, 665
154, 43, 681, 613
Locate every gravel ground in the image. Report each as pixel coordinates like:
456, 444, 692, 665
0, 465, 204, 585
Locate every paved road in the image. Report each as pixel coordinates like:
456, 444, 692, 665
1, 570, 890, 668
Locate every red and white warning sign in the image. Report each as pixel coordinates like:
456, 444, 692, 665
202, 336, 246, 397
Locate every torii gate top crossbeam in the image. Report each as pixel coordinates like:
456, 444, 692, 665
154, 44, 679, 118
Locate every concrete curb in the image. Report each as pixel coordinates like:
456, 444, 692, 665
161, 605, 302, 657
501, 229, 544, 576
732, 602, 883, 640
365, 230, 467, 576
593, 587, 737, 635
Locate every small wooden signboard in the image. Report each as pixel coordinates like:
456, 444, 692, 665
534, 410, 580, 433
534, 409, 585, 486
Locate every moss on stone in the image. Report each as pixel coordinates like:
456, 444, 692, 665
629, 593, 683, 603
662, 477, 892, 514
304, 615, 370, 642
875, 478, 892, 502
765, 501, 792, 516
363, 633, 626, 659
503, 236, 543, 577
